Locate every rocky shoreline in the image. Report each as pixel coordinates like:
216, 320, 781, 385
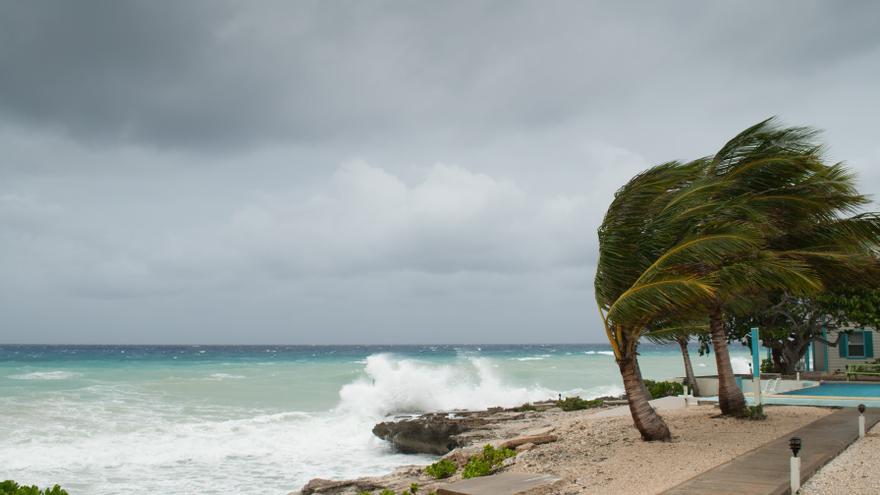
292, 398, 625, 495
291, 401, 834, 495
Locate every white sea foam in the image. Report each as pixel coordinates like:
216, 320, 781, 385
337, 354, 555, 416
206, 373, 246, 380
584, 350, 615, 356
513, 354, 551, 361
8, 371, 79, 380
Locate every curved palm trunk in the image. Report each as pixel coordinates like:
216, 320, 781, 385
709, 304, 746, 415
677, 336, 700, 397
618, 353, 671, 441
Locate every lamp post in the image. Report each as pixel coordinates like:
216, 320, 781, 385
858, 404, 866, 438
790, 437, 802, 493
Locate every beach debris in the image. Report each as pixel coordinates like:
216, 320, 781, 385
499, 434, 558, 450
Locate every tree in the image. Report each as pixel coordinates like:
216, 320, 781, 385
711, 121, 880, 379
646, 322, 708, 397
596, 118, 879, 432
728, 288, 880, 374
595, 160, 763, 440
677, 119, 877, 415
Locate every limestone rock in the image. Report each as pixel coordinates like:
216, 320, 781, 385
299, 478, 385, 495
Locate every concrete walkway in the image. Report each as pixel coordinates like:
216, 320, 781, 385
663, 408, 880, 495
437, 473, 560, 495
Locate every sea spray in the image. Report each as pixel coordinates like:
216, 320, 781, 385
336, 354, 557, 415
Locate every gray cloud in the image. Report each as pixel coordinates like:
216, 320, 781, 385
1, 1, 879, 343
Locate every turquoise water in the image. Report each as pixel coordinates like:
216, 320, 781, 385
782, 382, 880, 397
0, 344, 751, 494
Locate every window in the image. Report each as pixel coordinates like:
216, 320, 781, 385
848, 332, 866, 358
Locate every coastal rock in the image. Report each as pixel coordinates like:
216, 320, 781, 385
372, 413, 490, 454
299, 478, 385, 495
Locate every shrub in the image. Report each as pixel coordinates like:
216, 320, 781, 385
515, 402, 538, 412
424, 458, 457, 479
461, 445, 516, 479
760, 358, 777, 374
0, 481, 68, 495
556, 396, 603, 411
739, 405, 767, 421
644, 380, 684, 399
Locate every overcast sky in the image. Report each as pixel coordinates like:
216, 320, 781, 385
1, 1, 879, 344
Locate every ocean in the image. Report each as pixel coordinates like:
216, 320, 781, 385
0, 344, 751, 494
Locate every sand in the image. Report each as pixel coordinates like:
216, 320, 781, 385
508, 404, 831, 495
801, 422, 880, 495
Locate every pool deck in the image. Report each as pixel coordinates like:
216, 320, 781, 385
662, 408, 880, 495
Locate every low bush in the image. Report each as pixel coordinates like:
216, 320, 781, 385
556, 396, 603, 411
424, 458, 457, 479
360, 485, 430, 495
644, 380, 684, 399
760, 358, 777, 374
515, 402, 538, 412
0, 481, 68, 495
739, 405, 767, 421
461, 444, 516, 479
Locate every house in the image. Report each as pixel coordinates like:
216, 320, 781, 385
811, 328, 877, 373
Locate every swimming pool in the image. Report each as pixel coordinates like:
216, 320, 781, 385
782, 382, 880, 397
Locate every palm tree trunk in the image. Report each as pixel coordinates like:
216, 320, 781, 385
709, 304, 746, 415
677, 336, 700, 397
618, 353, 671, 441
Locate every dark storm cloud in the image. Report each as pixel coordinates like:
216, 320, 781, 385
2, 1, 879, 150
1, 1, 880, 344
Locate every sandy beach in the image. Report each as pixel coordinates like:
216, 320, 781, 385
509, 405, 830, 494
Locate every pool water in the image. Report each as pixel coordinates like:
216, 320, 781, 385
783, 382, 880, 397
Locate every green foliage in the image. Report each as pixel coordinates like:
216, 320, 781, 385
760, 358, 776, 374
644, 380, 684, 398
515, 402, 538, 412
359, 485, 420, 495
0, 481, 68, 495
424, 458, 457, 479
556, 396, 603, 411
738, 405, 767, 421
461, 444, 516, 479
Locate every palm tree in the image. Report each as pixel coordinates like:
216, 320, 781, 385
689, 119, 877, 415
596, 119, 879, 433
646, 322, 708, 397
596, 161, 765, 440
